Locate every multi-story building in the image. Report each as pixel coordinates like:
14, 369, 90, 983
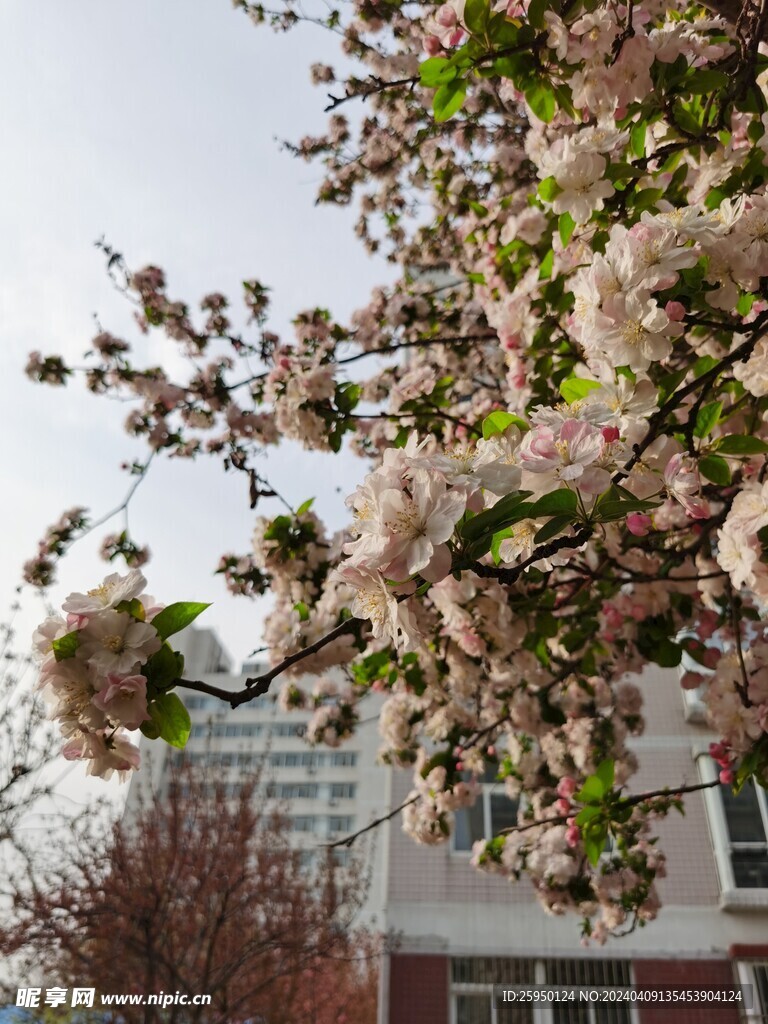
124, 628, 389, 925
376, 664, 768, 1024
126, 632, 768, 1021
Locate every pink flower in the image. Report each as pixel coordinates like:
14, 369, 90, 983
719, 768, 735, 785
91, 673, 151, 730
626, 512, 651, 536
663, 454, 710, 519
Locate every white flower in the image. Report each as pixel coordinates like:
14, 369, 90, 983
63, 570, 147, 615
334, 564, 419, 652
552, 151, 615, 225
597, 291, 683, 371
77, 610, 161, 675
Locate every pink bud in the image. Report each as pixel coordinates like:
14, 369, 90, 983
453, 746, 463, 757
626, 512, 651, 537
665, 300, 686, 322
565, 825, 581, 848
556, 798, 571, 815
680, 671, 704, 691
703, 647, 721, 669
709, 741, 727, 760
455, 761, 464, 771
424, 35, 442, 55
448, 27, 465, 46
487, 745, 495, 757
601, 426, 620, 443
557, 777, 578, 799
719, 768, 735, 785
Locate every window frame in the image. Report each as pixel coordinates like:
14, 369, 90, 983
449, 958, 640, 1024
734, 960, 768, 1021
698, 752, 768, 908
451, 777, 520, 856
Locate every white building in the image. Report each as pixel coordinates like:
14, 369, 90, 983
124, 628, 389, 926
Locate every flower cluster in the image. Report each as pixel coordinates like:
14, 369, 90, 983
33, 572, 203, 781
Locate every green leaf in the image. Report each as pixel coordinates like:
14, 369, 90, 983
574, 805, 603, 827
533, 514, 572, 544
559, 377, 601, 404
595, 759, 614, 793
584, 829, 608, 866
736, 292, 756, 316
433, 79, 467, 122
150, 602, 210, 641
419, 57, 457, 87
694, 400, 722, 439
595, 497, 660, 522
652, 638, 683, 668
714, 434, 768, 455
52, 630, 80, 662
525, 81, 555, 123
699, 453, 731, 486
296, 497, 315, 516
490, 527, 514, 565
658, 368, 688, 403
336, 382, 362, 413
576, 775, 605, 804
526, 0, 551, 28
140, 719, 161, 740
528, 489, 578, 518
538, 248, 554, 280
685, 68, 728, 95
558, 211, 575, 248
460, 492, 534, 541
481, 410, 529, 439
144, 643, 184, 691
115, 598, 145, 621
463, 0, 488, 33
537, 176, 561, 203
294, 601, 310, 622
149, 692, 191, 749
630, 120, 646, 158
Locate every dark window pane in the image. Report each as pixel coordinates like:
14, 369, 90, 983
454, 799, 486, 851
731, 849, 768, 888
456, 994, 491, 1024
490, 793, 519, 836
552, 1005, 591, 1024
754, 965, 768, 1014
721, 783, 767, 843
497, 1005, 534, 1024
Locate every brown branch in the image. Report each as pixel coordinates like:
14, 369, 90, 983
497, 780, 720, 836
461, 526, 593, 585
615, 310, 768, 484
176, 617, 362, 708
323, 796, 419, 848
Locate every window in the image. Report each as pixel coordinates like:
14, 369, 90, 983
267, 783, 318, 800
330, 783, 356, 800
451, 958, 635, 1024
454, 770, 520, 852
270, 722, 306, 737
735, 961, 768, 1021
290, 816, 316, 833
700, 755, 768, 903
331, 751, 357, 767
328, 816, 353, 833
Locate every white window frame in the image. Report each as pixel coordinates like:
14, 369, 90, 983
735, 960, 768, 1021
449, 960, 640, 1024
698, 752, 768, 909
452, 779, 520, 856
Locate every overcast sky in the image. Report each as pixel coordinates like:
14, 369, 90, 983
0, 1, 391, 802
